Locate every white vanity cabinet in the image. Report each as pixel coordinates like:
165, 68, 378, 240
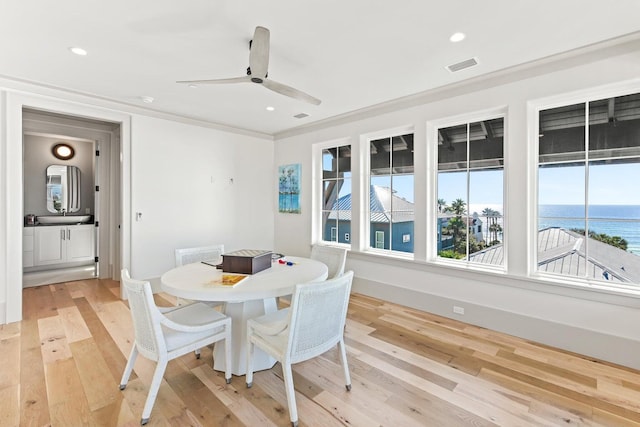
34, 224, 95, 266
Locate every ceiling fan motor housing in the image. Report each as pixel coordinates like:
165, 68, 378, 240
246, 66, 267, 82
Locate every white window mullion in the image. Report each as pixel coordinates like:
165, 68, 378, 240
465, 123, 471, 259
584, 102, 591, 279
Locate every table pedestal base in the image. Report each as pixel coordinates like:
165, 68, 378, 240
213, 297, 278, 376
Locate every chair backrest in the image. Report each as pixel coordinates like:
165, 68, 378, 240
175, 244, 224, 267
310, 245, 347, 279
286, 270, 354, 364
121, 269, 166, 360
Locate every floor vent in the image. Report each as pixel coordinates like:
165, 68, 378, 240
293, 112, 309, 119
446, 57, 479, 73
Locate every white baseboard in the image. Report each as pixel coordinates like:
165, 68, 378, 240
353, 277, 640, 371
23, 266, 97, 288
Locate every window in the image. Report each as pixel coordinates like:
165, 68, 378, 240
437, 117, 504, 266
321, 143, 352, 245
537, 92, 640, 286
369, 133, 414, 253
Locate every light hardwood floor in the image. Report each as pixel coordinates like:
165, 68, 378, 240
2, 278, 640, 426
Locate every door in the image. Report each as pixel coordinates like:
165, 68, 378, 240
375, 231, 385, 249
67, 225, 95, 262
34, 226, 65, 265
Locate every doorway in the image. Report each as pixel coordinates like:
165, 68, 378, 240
3, 92, 132, 324
22, 109, 121, 287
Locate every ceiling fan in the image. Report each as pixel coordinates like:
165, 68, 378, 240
177, 26, 321, 105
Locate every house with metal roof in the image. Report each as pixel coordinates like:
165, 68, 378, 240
324, 185, 415, 252
437, 212, 485, 253
469, 227, 640, 283
326, 186, 487, 254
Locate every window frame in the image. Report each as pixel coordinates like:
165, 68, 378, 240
427, 107, 508, 272
312, 138, 353, 250
364, 125, 415, 257
530, 86, 640, 292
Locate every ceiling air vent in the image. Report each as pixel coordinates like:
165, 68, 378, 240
446, 57, 479, 73
293, 112, 309, 119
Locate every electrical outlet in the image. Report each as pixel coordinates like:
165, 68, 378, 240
453, 306, 465, 315
85, 208, 91, 214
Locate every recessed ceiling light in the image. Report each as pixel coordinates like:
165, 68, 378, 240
52, 143, 75, 160
449, 32, 466, 43
69, 47, 87, 56
140, 96, 154, 104
266, 106, 275, 111
188, 84, 198, 88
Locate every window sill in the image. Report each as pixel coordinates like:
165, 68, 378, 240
347, 249, 640, 309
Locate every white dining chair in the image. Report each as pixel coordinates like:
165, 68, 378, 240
175, 244, 225, 267
310, 244, 347, 279
175, 244, 227, 358
175, 244, 226, 308
119, 269, 232, 425
246, 271, 354, 427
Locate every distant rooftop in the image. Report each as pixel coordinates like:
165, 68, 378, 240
328, 185, 414, 223
469, 227, 640, 284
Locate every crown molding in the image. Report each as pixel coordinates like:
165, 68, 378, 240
274, 31, 640, 140
0, 75, 273, 141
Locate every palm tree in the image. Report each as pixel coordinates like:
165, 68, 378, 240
279, 171, 288, 210
445, 199, 467, 255
481, 207, 493, 242
448, 216, 465, 253
286, 167, 295, 210
480, 207, 503, 245
489, 222, 503, 244
438, 198, 447, 213
449, 198, 466, 216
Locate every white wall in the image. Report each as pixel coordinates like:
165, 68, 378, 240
130, 115, 274, 281
273, 42, 640, 369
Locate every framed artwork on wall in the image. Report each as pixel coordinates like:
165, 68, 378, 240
278, 163, 301, 213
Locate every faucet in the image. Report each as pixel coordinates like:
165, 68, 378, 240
61, 208, 66, 216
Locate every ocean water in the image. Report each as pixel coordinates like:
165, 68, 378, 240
539, 205, 640, 254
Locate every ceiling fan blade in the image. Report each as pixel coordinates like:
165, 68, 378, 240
176, 76, 250, 85
249, 26, 270, 79
262, 79, 321, 105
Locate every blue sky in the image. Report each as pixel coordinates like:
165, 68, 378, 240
539, 163, 640, 205
438, 169, 503, 212
333, 161, 640, 210
438, 163, 640, 211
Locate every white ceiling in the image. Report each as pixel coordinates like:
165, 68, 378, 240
2, 1, 640, 136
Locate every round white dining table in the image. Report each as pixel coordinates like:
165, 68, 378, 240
160, 256, 328, 376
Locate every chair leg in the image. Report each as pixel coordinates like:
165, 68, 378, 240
140, 358, 168, 424
195, 348, 201, 359
246, 339, 254, 388
338, 339, 351, 391
119, 344, 138, 390
282, 362, 298, 426
224, 330, 232, 384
